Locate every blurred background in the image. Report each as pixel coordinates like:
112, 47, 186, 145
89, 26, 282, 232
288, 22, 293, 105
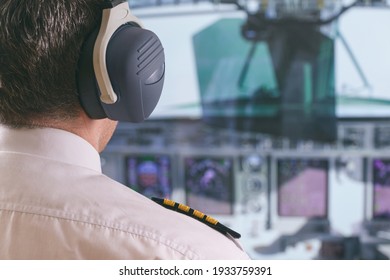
101, 0, 390, 259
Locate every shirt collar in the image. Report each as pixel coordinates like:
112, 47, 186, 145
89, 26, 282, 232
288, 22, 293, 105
0, 126, 102, 173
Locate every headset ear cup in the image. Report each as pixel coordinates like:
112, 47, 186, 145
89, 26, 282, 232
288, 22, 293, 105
77, 23, 165, 122
77, 28, 107, 119
103, 24, 165, 122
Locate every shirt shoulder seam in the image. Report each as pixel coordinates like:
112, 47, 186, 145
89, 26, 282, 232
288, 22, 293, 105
0, 207, 200, 259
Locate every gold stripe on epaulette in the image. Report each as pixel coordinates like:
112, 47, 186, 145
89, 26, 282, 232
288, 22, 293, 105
151, 197, 241, 239
193, 210, 205, 219
178, 203, 190, 213
205, 216, 218, 225
163, 198, 175, 207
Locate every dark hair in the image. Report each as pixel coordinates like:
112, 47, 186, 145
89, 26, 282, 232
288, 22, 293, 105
0, 0, 103, 127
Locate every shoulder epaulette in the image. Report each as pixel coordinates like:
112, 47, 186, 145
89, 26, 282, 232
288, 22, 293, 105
151, 197, 241, 239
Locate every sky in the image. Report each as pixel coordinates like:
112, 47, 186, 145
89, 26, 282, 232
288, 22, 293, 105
133, 4, 390, 119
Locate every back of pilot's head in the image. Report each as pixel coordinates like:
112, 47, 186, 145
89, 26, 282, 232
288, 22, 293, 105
0, 0, 104, 128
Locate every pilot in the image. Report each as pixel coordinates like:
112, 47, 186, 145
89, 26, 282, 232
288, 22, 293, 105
0, 0, 250, 259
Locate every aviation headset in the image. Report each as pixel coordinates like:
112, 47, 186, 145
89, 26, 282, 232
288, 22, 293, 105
77, 0, 165, 122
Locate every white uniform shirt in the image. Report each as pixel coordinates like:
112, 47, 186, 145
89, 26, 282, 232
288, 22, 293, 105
0, 126, 250, 260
